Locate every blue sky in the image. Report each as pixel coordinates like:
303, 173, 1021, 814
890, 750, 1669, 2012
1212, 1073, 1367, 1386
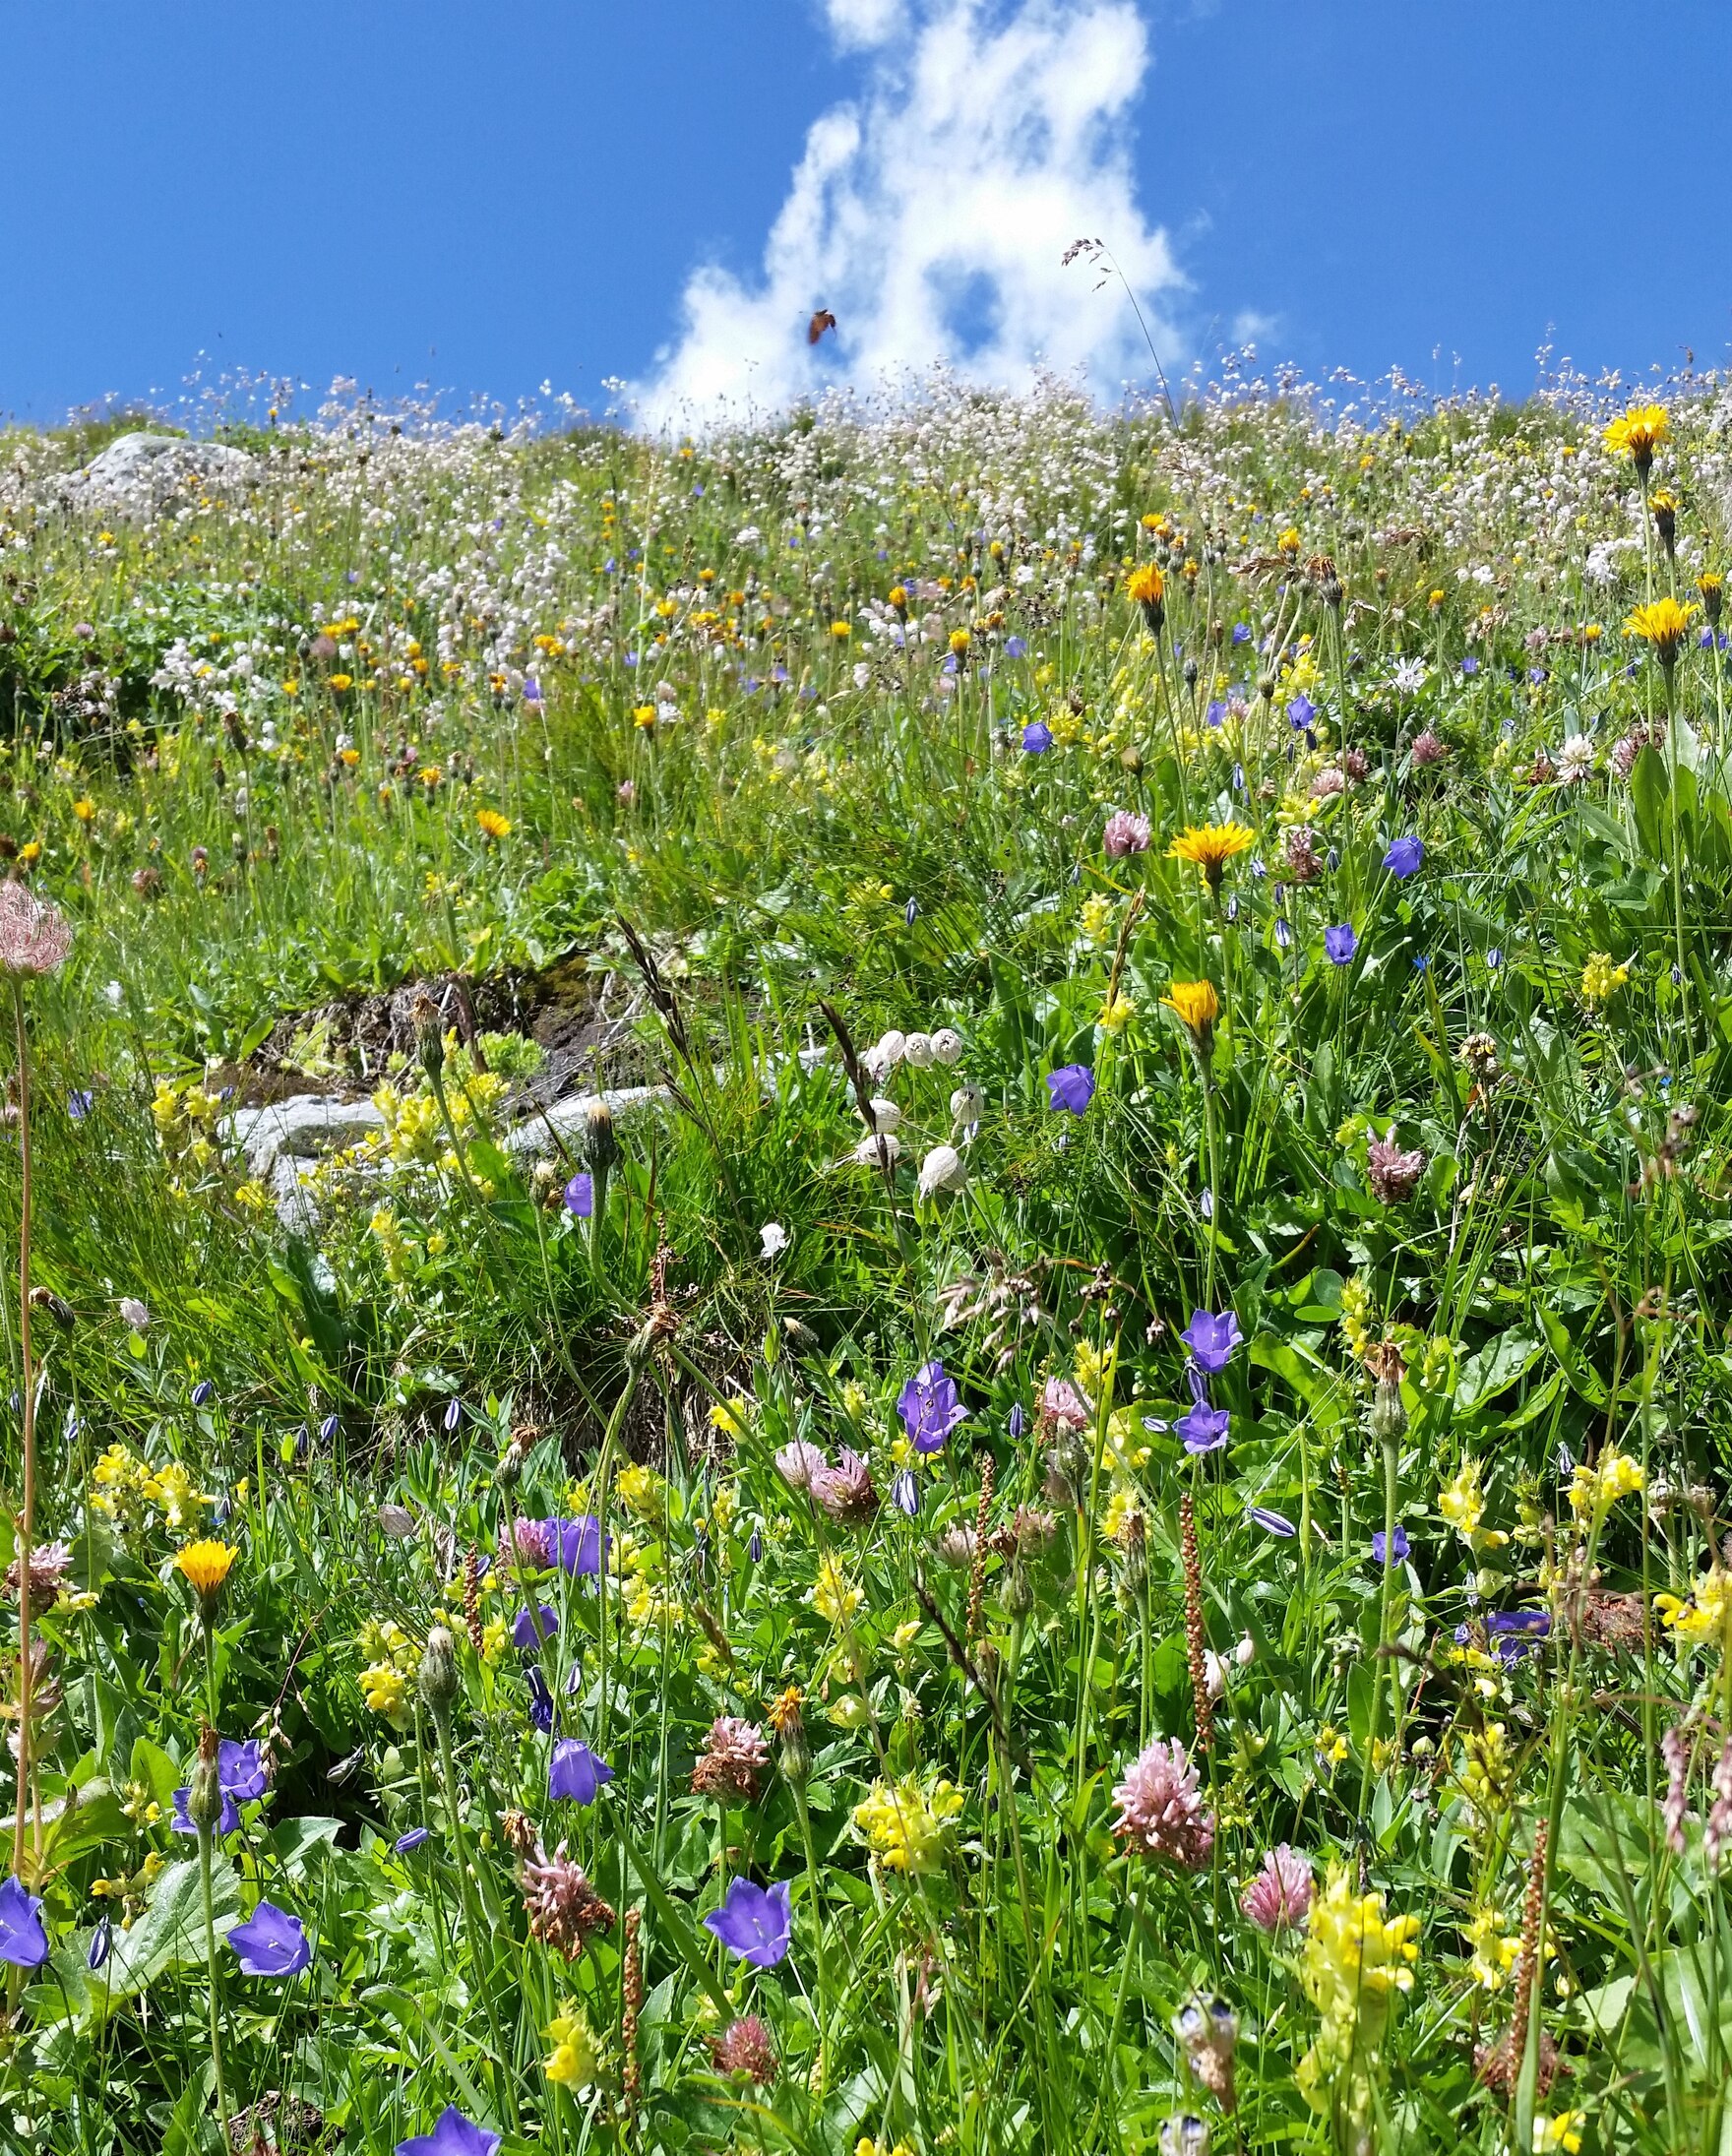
4, 0, 1728, 428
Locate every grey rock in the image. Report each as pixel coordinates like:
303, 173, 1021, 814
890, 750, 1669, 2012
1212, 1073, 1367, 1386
227, 1095, 386, 1177
502, 1084, 666, 1160
72, 431, 258, 517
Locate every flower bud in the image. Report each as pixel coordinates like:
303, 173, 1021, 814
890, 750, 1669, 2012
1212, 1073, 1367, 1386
580, 1098, 620, 1173
1368, 1374, 1407, 1447
418, 1625, 460, 1719
411, 991, 444, 1081
187, 1726, 223, 1833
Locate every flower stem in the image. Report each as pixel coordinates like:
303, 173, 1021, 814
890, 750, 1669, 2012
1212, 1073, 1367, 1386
11, 981, 35, 1878
196, 1819, 233, 2147
433, 1706, 519, 2127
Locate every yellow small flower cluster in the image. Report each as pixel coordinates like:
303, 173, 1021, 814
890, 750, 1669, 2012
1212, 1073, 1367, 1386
1655, 1565, 1731, 1647
543, 2002, 601, 2088
814, 1555, 863, 1626
1440, 1457, 1508, 1558
1339, 1274, 1376, 1359
852, 1775, 964, 1875
1461, 1906, 1520, 1992
1579, 952, 1629, 1005
151, 1078, 224, 1170
1455, 1721, 1515, 1825
1567, 1443, 1643, 1520
1297, 1867, 1419, 2116
91, 1446, 212, 1535
358, 1619, 421, 1732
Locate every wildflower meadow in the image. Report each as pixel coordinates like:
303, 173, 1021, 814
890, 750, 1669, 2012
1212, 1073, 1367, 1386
0, 358, 1730, 2156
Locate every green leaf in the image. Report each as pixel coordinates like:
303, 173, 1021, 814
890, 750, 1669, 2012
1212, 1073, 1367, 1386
617, 1818, 738, 2021
1454, 1328, 1544, 1415
1631, 744, 1669, 858
101, 1857, 238, 2002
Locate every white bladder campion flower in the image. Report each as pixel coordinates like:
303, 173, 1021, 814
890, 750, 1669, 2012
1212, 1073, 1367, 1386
917, 1143, 966, 1200
760, 1222, 789, 1260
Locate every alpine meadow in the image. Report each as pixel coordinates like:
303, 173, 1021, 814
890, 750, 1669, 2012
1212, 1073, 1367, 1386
2, 351, 1732, 2156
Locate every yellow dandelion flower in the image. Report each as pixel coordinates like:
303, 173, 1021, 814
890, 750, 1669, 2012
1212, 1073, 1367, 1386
1161, 978, 1219, 1041
475, 808, 512, 840
1126, 562, 1165, 629
72, 797, 96, 824
174, 1539, 237, 1601
1624, 595, 1697, 661
1167, 822, 1255, 891
1602, 401, 1669, 473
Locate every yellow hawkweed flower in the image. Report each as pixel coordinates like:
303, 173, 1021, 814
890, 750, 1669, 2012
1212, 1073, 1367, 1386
1579, 952, 1628, 1005
830, 620, 852, 640
1602, 401, 1669, 473
1167, 821, 1255, 891
1624, 595, 1697, 661
1126, 563, 1165, 606
1161, 978, 1219, 1044
475, 808, 512, 839
72, 797, 96, 824
174, 1539, 237, 1601
949, 628, 971, 657
1567, 1443, 1643, 1520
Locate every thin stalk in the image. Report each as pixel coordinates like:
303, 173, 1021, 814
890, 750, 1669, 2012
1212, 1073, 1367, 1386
196, 1819, 233, 2148
11, 981, 35, 1876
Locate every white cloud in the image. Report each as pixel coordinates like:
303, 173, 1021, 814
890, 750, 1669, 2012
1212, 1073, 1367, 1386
823, 0, 906, 47
633, 0, 1182, 432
